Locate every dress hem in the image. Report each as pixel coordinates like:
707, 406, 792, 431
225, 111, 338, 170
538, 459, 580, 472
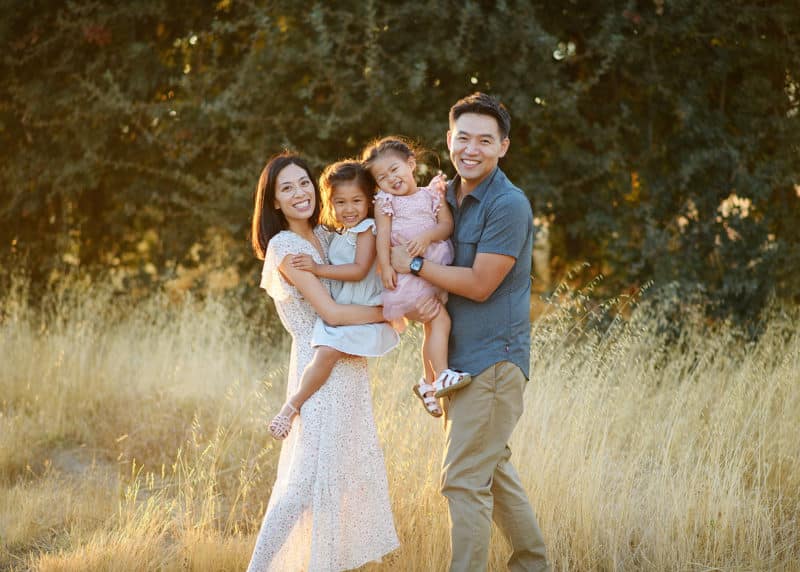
309, 341, 398, 357
333, 540, 400, 572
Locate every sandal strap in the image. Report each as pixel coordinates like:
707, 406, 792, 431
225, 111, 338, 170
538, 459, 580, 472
435, 369, 466, 389
418, 382, 436, 394
424, 402, 441, 414
269, 404, 299, 440
270, 415, 292, 430
414, 379, 442, 416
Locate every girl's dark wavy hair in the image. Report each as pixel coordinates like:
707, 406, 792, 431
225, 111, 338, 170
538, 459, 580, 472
360, 135, 422, 172
250, 152, 321, 260
318, 160, 376, 232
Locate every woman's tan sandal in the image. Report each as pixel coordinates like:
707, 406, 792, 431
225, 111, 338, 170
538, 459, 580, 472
412, 379, 443, 417
269, 401, 300, 440
433, 369, 472, 398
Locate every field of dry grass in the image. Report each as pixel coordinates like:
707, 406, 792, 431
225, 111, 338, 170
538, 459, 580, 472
1, 276, 798, 571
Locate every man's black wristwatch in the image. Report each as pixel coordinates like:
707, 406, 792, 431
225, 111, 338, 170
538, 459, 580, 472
409, 256, 424, 276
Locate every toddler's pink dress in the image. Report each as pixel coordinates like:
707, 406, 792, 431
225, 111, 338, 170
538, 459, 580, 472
375, 185, 454, 321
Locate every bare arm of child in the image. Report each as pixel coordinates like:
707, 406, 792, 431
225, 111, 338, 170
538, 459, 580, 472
406, 199, 454, 258
290, 231, 376, 282
375, 208, 396, 289
279, 255, 384, 326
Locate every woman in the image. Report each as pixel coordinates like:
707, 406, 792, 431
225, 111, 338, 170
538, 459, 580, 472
247, 153, 399, 571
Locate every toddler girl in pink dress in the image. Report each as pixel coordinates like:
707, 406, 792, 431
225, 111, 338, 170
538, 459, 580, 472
362, 137, 471, 417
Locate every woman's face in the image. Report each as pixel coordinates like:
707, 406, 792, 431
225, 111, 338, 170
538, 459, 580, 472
274, 164, 316, 222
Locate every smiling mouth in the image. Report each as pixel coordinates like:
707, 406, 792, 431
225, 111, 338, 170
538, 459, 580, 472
293, 199, 311, 209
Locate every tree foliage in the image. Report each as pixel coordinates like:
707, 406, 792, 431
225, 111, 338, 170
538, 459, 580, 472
2, 0, 798, 320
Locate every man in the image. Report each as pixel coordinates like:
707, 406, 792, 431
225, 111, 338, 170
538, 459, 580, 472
391, 92, 549, 571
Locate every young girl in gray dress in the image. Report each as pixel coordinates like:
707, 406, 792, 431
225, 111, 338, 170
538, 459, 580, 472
268, 160, 399, 439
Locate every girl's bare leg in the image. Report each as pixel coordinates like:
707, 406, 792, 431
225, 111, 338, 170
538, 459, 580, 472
289, 345, 343, 409
422, 308, 452, 386
270, 345, 343, 439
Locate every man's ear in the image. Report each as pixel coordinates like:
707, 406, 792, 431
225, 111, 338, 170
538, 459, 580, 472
499, 137, 510, 158
446, 130, 453, 151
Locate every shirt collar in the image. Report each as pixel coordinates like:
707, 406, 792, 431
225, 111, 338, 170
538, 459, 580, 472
446, 166, 502, 208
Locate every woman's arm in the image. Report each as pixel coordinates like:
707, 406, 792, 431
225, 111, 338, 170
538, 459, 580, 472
279, 255, 384, 326
292, 231, 376, 282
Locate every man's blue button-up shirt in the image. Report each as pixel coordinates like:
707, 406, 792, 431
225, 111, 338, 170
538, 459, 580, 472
445, 166, 534, 379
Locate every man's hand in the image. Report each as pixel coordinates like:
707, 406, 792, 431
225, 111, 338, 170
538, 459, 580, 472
391, 244, 413, 274
291, 254, 318, 274
405, 295, 441, 324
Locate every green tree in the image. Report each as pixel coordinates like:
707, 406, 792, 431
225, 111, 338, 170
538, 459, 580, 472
1, 1, 798, 321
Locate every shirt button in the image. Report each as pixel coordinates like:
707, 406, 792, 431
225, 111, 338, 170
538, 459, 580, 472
504, 344, 509, 352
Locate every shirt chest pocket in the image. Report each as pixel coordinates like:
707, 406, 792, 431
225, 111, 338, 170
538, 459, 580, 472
452, 226, 482, 268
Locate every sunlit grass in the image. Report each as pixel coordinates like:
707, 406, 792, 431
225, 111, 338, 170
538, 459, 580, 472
1, 275, 798, 571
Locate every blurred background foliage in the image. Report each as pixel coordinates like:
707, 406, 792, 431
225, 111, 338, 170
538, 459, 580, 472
1, 0, 799, 322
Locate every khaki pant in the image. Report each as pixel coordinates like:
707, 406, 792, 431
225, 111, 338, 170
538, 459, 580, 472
441, 361, 549, 572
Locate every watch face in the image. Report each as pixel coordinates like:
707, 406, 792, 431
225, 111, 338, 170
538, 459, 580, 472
410, 257, 423, 274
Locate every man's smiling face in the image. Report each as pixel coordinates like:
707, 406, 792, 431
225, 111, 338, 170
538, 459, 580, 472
447, 112, 509, 186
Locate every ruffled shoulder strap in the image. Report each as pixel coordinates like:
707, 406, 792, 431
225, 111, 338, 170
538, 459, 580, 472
343, 218, 377, 246
314, 224, 333, 251
374, 191, 395, 216
421, 185, 444, 215
348, 217, 377, 235
259, 231, 300, 300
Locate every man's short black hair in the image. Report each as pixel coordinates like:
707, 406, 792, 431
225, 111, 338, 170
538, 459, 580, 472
449, 92, 511, 139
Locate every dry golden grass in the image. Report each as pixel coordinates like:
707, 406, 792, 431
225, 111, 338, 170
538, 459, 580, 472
1, 276, 798, 571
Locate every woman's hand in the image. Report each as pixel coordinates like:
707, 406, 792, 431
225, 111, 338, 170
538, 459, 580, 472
291, 254, 318, 274
406, 235, 431, 258
405, 295, 441, 324
380, 262, 397, 290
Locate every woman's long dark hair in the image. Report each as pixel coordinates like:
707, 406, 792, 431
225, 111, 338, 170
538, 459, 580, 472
251, 152, 321, 260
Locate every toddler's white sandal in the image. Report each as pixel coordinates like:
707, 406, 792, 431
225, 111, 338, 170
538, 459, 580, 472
269, 401, 299, 440
433, 369, 472, 398
412, 379, 443, 417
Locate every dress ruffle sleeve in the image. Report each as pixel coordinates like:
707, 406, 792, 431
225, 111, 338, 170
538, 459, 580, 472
374, 191, 395, 217
423, 185, 443, 216
259, 232, 297, 301
344, 218, 377, 245
314, 224, 333, 249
